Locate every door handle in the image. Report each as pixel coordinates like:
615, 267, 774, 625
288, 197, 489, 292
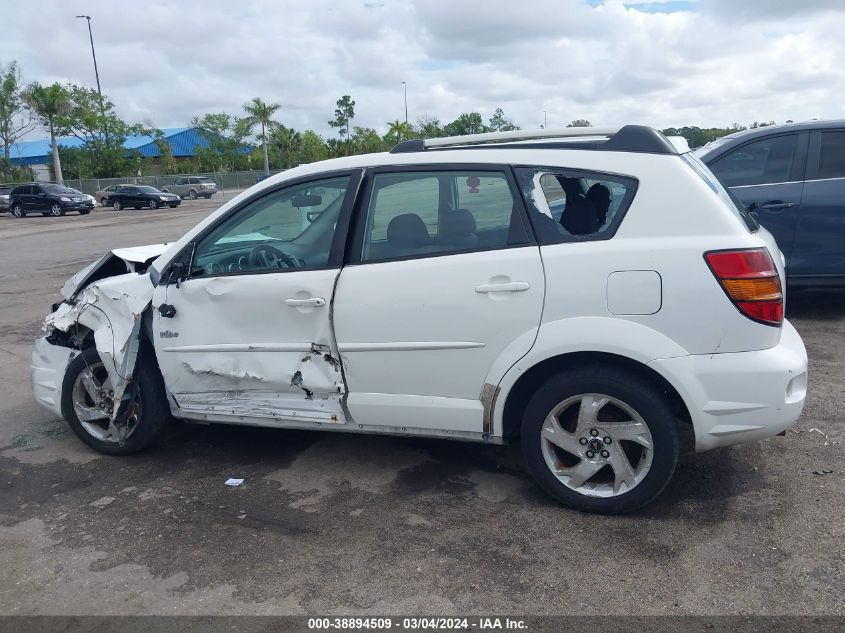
759, 201, 795, 213
475, 282, 530, 293
285, 297, 326, 307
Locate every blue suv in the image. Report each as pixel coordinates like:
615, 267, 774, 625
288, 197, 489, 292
695, 121, 845, 288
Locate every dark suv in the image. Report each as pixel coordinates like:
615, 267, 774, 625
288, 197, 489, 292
695, 120, 845, 288
8, 183, 95, 217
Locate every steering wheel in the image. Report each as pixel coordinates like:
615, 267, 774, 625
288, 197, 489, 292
248, 244, 298, 270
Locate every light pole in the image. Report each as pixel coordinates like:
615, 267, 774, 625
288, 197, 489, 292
401, 81, 408, 125
543, 110, 547, 129
75, 15, 104, 111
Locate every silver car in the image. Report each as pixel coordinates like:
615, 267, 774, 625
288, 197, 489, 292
161, 176, 217, 200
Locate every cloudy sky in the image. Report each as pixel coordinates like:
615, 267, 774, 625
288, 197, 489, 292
3, 0, 844, 140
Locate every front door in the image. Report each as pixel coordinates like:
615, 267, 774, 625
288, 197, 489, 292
708, 132, 807, 268
152, 171, 360, 426
333, 167, 544, 435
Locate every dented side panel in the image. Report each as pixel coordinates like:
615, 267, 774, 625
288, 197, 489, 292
150, 269, 347, 424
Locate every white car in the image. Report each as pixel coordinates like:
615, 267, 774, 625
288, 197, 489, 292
30, 126, 808, 513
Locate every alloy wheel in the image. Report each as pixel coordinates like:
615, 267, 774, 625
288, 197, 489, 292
71, 360, 141, 443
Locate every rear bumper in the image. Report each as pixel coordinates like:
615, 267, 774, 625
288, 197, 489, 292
649, 319, 808, 451
31, 337, 77, 419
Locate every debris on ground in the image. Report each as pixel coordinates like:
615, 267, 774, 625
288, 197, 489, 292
225, 478, 244, 487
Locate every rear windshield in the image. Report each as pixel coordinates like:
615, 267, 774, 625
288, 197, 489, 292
681, 153, 759, 232
137, 186, 161, 193
196, 177, 214, 183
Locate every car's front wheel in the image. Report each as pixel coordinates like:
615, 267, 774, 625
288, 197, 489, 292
521, 365, 679, 514
61, 346, 170, 455
148, 199, 159, 209
50, 203, 64, 216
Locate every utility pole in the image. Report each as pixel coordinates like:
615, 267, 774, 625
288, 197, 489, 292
543, 110, 547, 129
76, 15, 104, 111
401, 81, 408, 125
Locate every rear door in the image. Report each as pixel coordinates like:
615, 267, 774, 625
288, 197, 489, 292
332, 166, 544, 435
793, 129, 845, 280
707, 132, 807, 267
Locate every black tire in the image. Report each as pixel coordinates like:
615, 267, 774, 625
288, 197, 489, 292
113, 200, 122, 211
521, 365, 679, 514
101, 198, 108, 205
188, 189, 198, 200
11, 203, 25, 217
50, 203, 65, 216
148, 200, 159, 209
61, 346, 170, 455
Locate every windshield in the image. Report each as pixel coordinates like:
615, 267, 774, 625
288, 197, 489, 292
681, 153, 759, 232
43, 185, 74, 194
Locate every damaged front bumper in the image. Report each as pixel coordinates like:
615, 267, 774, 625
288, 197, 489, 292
31, 337, 79, 418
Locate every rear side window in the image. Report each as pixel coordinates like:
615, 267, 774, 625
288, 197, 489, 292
709, 134, 798, 187
359, 171, 529, 263
514, 167, 637, 244
817, 131, 845, 180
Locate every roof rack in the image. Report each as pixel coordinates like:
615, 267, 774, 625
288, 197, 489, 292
390, 124, 678, 155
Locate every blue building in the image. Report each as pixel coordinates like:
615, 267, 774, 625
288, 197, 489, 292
8, 127, 213, 180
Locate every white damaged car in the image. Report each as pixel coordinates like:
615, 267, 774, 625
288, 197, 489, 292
31, 126, 808, 513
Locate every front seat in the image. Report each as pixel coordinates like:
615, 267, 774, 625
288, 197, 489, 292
386, 213, 431, 257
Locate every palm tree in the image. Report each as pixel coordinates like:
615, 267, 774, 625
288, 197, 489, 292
386, 119, 413, 143
243, 97, 281, 176
22, 82, 72, 184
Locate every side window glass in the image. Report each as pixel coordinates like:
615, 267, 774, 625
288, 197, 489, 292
514, 167, 637, 244
818, 131, 845, 180
360, 171, 527, 263
709, 135, 798, 187
192, 176, 350, 277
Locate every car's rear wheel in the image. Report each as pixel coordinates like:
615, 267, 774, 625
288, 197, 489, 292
113, 200, 122, 211
10, 203, 24, 217
50, 203, 64, 216
61, 346, 170, 455
521, 365, 679, 514
188, 189, 198, 200
148, 199, 159, 209
100, 198, 108, 205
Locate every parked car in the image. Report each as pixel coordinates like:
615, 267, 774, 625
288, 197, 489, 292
94, 184, 130, 206
68, 187, 98, 208
9, 183, 94, 217
106, 185, 181, 210
0, 185, 11, 211
694, 120, 845, 288
32, 125, 807, 514
162, 176, 217, 199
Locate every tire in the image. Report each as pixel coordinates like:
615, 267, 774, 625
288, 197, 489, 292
169, 204, 179, 208
188, 189, 198, 200
148, 199, 159, 209
50, 203, 65, 216
113, 200, 122, 211
61, 346, 170, 455
10, 203, 24, 217
520, 365, 679, 514
101, 198, 108, 205
79, 208, 91, 215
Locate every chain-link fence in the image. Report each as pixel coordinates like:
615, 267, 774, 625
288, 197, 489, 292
2, 170, 284, 195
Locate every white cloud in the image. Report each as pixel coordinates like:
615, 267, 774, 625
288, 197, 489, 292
2, 0, 844, 142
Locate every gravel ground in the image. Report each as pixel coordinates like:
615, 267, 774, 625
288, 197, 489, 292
0, 195, 842, 615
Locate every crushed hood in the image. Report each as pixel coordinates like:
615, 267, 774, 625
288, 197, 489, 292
61, 243, 169, 299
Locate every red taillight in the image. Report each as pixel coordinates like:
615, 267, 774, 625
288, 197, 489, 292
705, 248, 783, 327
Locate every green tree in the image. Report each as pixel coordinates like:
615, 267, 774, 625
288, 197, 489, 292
566, 119, 591, 127
444, 112, 488, 136
55, 84, 148, 178
243, 97, 281, 176
351, 126, 386, 154
488, 108, 519, 132
383, 119, 414, 147
296, 130, 328, 165
415, 114, 443, 138
268, 122, 302, 169
0, 61, 35, 178
22, 82, 72, 184
192, 113, 252, 172
328, 95, 356, 151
